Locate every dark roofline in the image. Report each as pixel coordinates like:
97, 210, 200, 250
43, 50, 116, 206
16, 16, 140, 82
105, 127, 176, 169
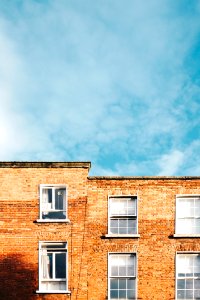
88, 176, 200, 180
0, 161, 91, 169
0, 162, 198, 178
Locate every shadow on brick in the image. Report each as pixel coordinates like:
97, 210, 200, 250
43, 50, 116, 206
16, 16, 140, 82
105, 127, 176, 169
0, 254, 36, 300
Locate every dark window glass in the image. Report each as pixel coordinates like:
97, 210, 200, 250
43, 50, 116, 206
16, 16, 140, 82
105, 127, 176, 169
55, 188, 65, 210
55, 253, 66, 278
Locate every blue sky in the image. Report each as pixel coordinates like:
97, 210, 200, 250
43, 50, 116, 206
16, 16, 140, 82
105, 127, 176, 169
0, 0, 199, 175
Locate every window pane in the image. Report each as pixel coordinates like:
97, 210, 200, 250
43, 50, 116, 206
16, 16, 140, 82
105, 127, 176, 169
177, 255, 198, 276
127, 255, 135, 276
177, 254, 200, 300
194, 219, 200, 234
110, 198, 124, 215
194, 255, 200, 266
127, 279, 135, 289
42, 211, 66, 219
177, 279, 185, 289
40, 243, 67, 292
195, 198, 200, 217
110, 197, 136, 216
186, 279, 193, 289
110, 254, 135, 276
177, 219, 194, 234
110, 227, 119, 234
119, 279, 126, 289
42, 189, 52, 208
177, 289, 185, 299
111, 266, 118, 276
47, 253, 52, 278
120, 199, 127, 215
127, 266, 134, 276
41, 186, 66, 220
128, 199, 136, 215
41, 281, 66, 291
194, 289, 200, 298
119, 227, 127, 234
110, 219, 118, 227
177, 198, 195, 217
55, 253, 66, 278
109, 254, 136, 300
176, 219, 186, 234
110, 219, 137, 235
195, 209, 200, 218
110, 255, 118, 263
119, 266, 126, 276
194, 279, 200, 289
185, 256, 193, 277
127, 289, 135, 299
128, 219, 136, 228
194, 267, 200, 277
109, 197, 137, 236
45, 243, 66, 249
119, 290, 126, 298
176, 197, 200, 234
177, 255, 186, 276
110, 279, 118, 289
186, 289, 193, 299
110, 219, 118, 234
118, 219, 128, 234
110, 290, 118, 299
42, 253, 53, 279
128, 221, 137, 234
119, 219, 127, 227
55, 188, 65, 210
59, 281, 67, 290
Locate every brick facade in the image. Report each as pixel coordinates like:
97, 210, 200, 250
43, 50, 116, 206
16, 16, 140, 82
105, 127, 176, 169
0, 162, 200, 300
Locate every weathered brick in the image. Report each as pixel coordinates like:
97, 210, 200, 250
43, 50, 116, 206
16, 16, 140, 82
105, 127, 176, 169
0, 163, 200, 300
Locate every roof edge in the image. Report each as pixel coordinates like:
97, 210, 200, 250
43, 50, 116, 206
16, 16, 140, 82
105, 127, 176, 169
88, 175, 200, 180
0, 161, 91, 169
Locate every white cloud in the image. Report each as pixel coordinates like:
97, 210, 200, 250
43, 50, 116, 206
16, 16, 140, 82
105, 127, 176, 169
157, 150, 184, 175
180, 140, 200, 175
156, 139, 200, 176
0, 0, 199, 175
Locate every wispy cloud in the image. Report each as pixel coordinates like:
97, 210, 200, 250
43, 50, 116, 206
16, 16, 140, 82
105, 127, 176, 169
157, 150, 184, 176
0, 0, 199, 175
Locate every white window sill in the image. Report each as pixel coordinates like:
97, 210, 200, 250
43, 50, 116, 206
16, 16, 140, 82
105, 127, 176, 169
36, 219, 70, 223
173, 234, 200, 238
36, 290, 71, 294
104, 234, 140, 238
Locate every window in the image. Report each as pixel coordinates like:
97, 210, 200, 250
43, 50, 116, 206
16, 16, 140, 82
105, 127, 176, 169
39, 242, 68, 292
176, 195, 200, 234
40, 185, 67, 220
176, 253, 200, 299
108, 196, 137, 235
108, 253, 136, 300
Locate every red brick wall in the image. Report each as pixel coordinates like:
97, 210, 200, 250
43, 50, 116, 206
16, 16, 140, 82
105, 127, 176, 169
86, 177, 200, 300
0, 165, 200, 300
0, 166, 89, 300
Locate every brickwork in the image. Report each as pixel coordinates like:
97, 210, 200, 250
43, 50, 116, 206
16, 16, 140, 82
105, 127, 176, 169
0, 163, 89, 300
0, 163, 200, 300
87, 177, 200, 300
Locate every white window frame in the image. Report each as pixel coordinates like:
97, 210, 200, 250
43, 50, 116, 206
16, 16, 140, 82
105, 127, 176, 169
176, 252, 200, 300
39, 184, 68, 222
108, 252, 137, 300
107, 195, 138, 236
37, 241, 70, 294
175, 195, 200, 236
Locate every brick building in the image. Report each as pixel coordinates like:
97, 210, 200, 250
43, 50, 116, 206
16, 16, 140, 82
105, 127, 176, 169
0, 161, 200, 300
